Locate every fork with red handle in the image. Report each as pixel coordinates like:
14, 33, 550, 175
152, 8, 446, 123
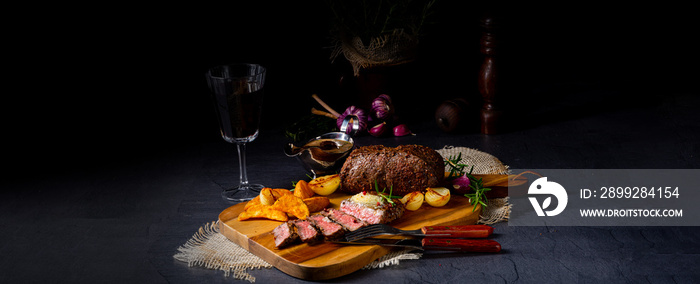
338, 224, 501, 253
344, 224, 495, 241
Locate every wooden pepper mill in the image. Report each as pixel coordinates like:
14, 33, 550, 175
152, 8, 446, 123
478, 14, 503, 134
435, 98, 478, 133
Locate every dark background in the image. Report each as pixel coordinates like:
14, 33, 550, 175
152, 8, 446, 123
5, 2, 698, 182
2, 3, 699, 282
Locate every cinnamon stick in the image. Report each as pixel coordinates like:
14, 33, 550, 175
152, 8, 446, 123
311, 94, 340, 118
311, 107, 337, 119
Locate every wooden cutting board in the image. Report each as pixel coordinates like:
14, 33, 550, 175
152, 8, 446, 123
218, 193, 482, 280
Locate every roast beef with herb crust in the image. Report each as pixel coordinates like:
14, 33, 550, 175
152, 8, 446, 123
339, 145, 444, 196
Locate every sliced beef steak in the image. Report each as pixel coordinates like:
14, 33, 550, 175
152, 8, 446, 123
307, 214, 345, 240
292, 219, 322, 244
340, 197, 404, 225
273, 221, 299, 249
320, 208, 366, 231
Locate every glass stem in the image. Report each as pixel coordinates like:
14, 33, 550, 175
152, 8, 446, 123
236, 142, 249, 186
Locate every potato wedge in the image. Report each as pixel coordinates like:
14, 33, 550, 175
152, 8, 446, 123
303, 196, 330, 213
293, 180, 315, 199
272, 194, 310, 220
238, 205, 288, 222
272, 188, 293, 197
244, 195, 262, 211
259, 188, 277, 206
259, 188, 293, 206
308, 174, 340, 196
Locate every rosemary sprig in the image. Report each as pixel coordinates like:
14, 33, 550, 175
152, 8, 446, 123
444, 155, 491, 212
463, 168, 492, 212
445, 153, 467, 178
373, 180, 400, 205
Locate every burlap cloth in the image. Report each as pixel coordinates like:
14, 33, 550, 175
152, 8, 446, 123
331, 29, 419, 76
174, 146, 511, 282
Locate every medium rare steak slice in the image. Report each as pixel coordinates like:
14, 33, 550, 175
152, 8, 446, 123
308, 214, 345, 240
273, 221, 299, 249
292, 219, 322, 243
340, 193, 404, 225
320, 208, 366, 231
339, 145, 444, 195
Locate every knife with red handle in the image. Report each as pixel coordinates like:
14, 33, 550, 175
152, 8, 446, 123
334, 237, 501, 253
420, 225, 494, 238
343, 224, 494, 241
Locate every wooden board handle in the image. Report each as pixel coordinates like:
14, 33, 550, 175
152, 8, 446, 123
421, 225, 493, 238
421, 238, 501, 253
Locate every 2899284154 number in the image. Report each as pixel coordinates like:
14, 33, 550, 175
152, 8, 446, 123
599, 186, 679, 199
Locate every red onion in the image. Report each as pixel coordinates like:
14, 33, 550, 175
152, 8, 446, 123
393, 124, 413, 136
452, 174, 471, 194
368, 122, 387, 137
371, 94, 394, 120
337, 106, 368, 133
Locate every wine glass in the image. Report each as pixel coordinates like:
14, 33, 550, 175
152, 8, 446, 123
206, 63, 266, 202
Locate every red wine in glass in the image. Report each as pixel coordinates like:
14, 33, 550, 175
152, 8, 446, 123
206, 64, 266, 201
